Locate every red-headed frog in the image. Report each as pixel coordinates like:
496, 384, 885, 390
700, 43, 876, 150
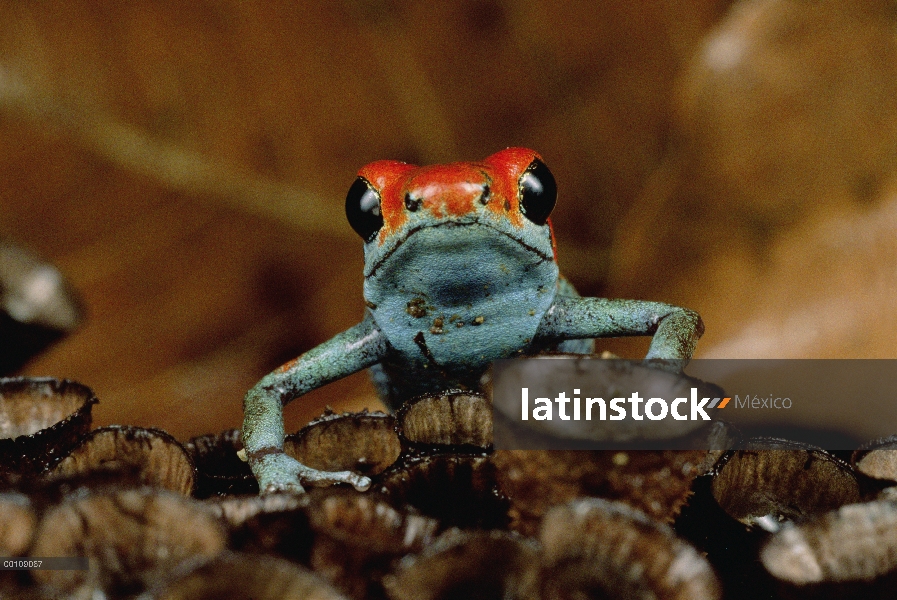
242, 148, 704, 493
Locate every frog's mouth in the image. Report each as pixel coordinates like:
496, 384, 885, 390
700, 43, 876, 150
364, 221, 557, 311
364, 220, 554, 279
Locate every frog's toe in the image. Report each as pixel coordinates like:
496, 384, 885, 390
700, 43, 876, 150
260, 478, 306, 495
299, 467, 372, 492
253, 452, 309, 494
348, 473, 372, 492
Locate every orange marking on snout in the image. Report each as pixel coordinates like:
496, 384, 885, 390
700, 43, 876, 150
408, 164, 483, 218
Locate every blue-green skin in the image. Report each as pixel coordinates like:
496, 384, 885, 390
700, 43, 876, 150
242, 149, 704, 493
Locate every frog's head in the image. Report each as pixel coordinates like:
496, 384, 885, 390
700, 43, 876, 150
345, 148, 561, 364
347, 146, 557, 279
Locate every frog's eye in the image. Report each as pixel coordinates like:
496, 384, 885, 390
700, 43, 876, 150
346, 177, 383, 241
518, 159, 557, 226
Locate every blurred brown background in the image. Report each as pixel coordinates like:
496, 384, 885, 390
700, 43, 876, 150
2, 0, 895, 440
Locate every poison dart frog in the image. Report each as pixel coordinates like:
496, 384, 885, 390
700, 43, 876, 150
242, 148, 704, 493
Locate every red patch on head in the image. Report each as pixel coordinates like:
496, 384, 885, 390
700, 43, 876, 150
358, 160, 417, 243
484, 147, 542, 173
406, 163, 485, 219
356, 148, 546, 243
482, 148, 541, 229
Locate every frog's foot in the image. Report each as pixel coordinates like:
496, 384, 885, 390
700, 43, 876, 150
253, 452, 371, 495
296, 463, 372, 492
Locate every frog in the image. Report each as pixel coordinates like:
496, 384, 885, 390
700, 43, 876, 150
242, 147, 704, 494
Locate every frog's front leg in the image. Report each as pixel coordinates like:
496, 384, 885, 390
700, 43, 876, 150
535, 297, 704, 367
242, 315, 388, 494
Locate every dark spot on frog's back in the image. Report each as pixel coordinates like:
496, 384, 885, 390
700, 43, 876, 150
406, 298, 428, 318
413, 331, 439, 366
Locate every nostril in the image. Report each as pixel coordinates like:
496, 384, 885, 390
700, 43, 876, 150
405, 193, 422, 212
478, 185, 491, 205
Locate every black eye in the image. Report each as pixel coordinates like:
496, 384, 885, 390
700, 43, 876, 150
518, 158, 557, 226
346, 177, 383, 241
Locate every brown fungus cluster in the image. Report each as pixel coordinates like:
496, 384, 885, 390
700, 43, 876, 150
4, 378, 897, 599
0, 377, 96, 479
712, 438, 860, 529
285, 410, 402, 479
